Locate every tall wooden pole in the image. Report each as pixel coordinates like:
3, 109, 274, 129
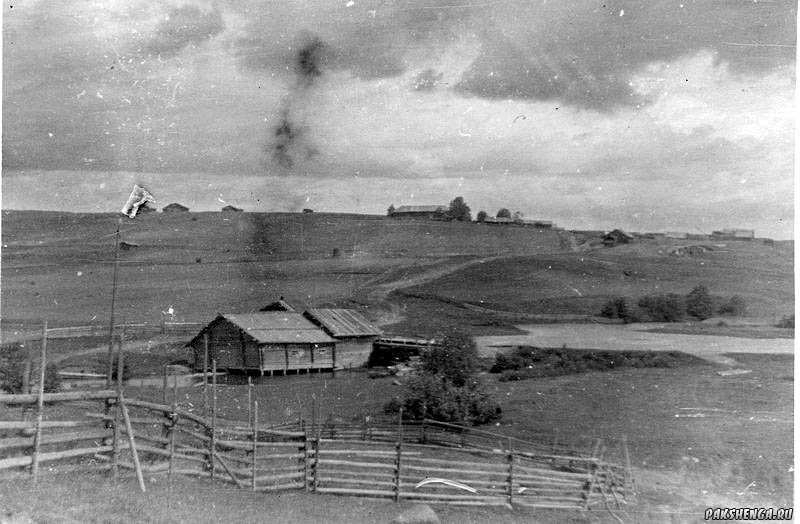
251, 400, 258, 491
30, 320, 47, 485
210, 359, 217, 481
113, 326, 126, 479
106, 217, 123, 386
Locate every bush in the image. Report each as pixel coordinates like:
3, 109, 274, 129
491, 346, 698, 381
686, 285, 714, 320
384, 374, 501, 425
637, 293, 685, 322
717, 295, 747, 316
421, 331, 480, 387
476, 210, 487, 223
600, 296, 631, 321
775, 314, 794, 328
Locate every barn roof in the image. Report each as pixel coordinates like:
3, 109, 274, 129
190, 313, 335, 345
394, 205, 446, 213
304, 309, 382, 337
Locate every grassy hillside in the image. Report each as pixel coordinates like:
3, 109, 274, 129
397, 238, 794, 321
1, 210, 564, 329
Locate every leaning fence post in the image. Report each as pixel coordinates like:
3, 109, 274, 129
210, 359, 217, 481
120, 396, 146, 492
252, 400, 258, 491
112, 328, 125, 479
30, 320, 47, 485
506, 437, 514, 507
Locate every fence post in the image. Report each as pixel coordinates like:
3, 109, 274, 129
168, 374, 178, 489
247, 377, 253, 428
421, 419, 427, 444
210, 359, 217, 481
394, 407, 403, 502
252, 400, 258, 491
312, 424, 321, 491
622, 435, 634, 501
30, 320, 47, 485
303, 426, 310, 492
203, 333, 209, 416
162, 364, 168, 405
113, 328, 126, 479
506, 437, 514, 507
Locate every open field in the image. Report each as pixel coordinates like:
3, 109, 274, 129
1, 210, 563, 332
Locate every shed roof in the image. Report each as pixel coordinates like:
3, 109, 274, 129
191, 313, 335, 345
304, 309, 382, 337
394, 205, 446, 213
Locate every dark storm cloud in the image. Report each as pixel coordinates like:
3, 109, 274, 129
455, 0, 796, 109
233, 0, 473, 80
143, 5, 224, 57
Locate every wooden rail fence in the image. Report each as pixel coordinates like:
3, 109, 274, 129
0, 390, 631, 511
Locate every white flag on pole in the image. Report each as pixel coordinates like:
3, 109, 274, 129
121, 185, 156, 218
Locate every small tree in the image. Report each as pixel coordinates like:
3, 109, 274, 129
601, 296, 630, 321
476, 210, 487, 223
496, 208, 511, 219
387, 204, 396, 216
448, 196, 472, 222
422, 331, 480, 387
686, 285, 714, 320
384, 330, 501, 425
717, 295, 747, 316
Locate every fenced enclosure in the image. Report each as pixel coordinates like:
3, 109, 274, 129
0, 387, 632, 512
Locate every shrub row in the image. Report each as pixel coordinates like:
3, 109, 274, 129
600, 285, 747, 323
491, 346, 700, 381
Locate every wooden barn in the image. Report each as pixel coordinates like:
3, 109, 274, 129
189, 313, 336, 375
389, 205, 447, 220
303, 309, 382, 368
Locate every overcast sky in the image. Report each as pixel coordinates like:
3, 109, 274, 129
3, 0, 796, 237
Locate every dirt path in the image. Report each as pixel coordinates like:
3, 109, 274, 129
475, 323, 794, 365
359, 255, 505, 326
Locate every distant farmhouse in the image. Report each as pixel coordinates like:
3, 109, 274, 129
302, 208, 314, 214
221, 205, 243, 213
712, 228, 754, 240
137, 204, 156, 214
303, 309, 382, 368
189, 313, 335, 375
259, 298, 296, 312
483, 217, 555, 228
389, 205, 447, 220
163, 203, 189, 213
602, 229, 635, 247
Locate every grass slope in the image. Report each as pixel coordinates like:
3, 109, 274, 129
1, 210, 563, 329
398, 239, 794, 321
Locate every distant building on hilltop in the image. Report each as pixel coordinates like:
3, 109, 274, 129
389, 205, 447, 220
602, 229, 635, 247
711, 228, 754, 240
221, 205, 243, 212
162, 203, 189, 213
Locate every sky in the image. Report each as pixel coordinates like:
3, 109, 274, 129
2, 0, 796, 238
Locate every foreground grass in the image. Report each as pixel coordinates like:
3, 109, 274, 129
0, 470, 626, 524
